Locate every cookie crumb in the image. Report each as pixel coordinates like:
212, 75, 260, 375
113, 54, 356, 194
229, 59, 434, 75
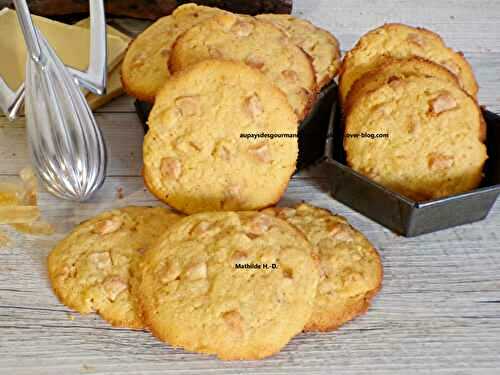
116, 187, 124, 199
0, 230, 10, 248
81, 364, 96, 373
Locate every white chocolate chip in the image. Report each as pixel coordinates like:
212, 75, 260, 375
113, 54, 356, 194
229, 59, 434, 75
131, 52, 146, 68
222, 310, 244, 336
247, 214, 273, 236
245, 54, 265, 70
318, 280, 335, 294
248, 143, 272, 163
429, 92, 457, 115
277, 207, 296, 219
427, 152, 454, 170
441, 60, 460, 76
175, 96, 200, 117
190, 221, 212, 237
94, 217, 122, 235
328, 222, 353, 242
160, 157, 182, 180
57, 264, 74, 280
88, 252, 112, 270
281, 69, 299, 83
215, 14, 237, 30
103, 277, 127, 302
388, 77, 404, 89
228, 184, 241, 198
222, 184, 242, 209
218, 146, 231, 161
260, 208, 277, 217
213, 143, 232, 161
231, 250, 248, 264
342, 269, 363, 286
244, 94, 264, 120
184, 262, 207, 281
231, 20, 254, 37
209, 47, 224, 59
407, 33, 427, 48
161, 261, 182, 284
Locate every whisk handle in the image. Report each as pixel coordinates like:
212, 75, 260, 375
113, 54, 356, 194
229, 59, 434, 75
86, 0, 107, 94
12, 0, 42, 62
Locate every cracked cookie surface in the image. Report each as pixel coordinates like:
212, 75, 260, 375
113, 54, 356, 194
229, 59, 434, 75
263, 203, 383, 332
137, 211, 319, 360
143, 60, 298, 214
47, 206, 181, 328
169, 13, 317, 120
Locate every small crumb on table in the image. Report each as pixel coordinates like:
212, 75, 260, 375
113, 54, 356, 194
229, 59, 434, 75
0, 230, 10, 248
117, 187, 124, 199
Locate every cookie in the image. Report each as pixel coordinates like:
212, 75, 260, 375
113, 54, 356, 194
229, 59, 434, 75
169, 13, 317, 120
344, 76, 487, 201
263, 203, 382, 332
256, 14, 341, 89
339, 23, 478, 103
121, 3, 226, 102
143, 60, 298, 214
47, 206, 181, 328
137, 211, 319, 360
344, 57, 460, 114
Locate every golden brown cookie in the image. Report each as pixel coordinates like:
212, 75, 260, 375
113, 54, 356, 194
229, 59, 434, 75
169, 13, 317, 120
143, 60, 298, 214
344, 76, 487, 201
344, 57, 460, 114
137, 211, 319, 360
263, 203, 382, 332
121, 3, 226, 102
47, 206, 181, 328
339, 23, 478, 103
256, 13, 341, 89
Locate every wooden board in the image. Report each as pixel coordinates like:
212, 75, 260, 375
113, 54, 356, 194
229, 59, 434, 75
1, 1, 500, 373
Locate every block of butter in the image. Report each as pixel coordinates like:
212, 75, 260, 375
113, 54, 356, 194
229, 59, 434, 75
75, 18, 131, 110
0, 7, 128, 92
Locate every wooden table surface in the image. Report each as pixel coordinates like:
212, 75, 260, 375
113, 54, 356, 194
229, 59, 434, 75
1, 1, 500, 374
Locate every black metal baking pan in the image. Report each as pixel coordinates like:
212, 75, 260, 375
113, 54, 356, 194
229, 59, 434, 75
322, 97, 500, 237
134, 81, 337, 171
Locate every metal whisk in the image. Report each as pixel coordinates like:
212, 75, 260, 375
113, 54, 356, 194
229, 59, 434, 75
0, 0, 108, 201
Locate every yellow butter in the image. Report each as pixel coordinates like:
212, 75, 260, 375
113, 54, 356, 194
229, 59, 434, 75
86, 64, 124, 110
0, 8, 128, 91
75, 18, 131, 109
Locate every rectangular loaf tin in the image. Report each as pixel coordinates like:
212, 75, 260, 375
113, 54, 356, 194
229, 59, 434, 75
323, 89, 500, 237
134, 81, 337, 171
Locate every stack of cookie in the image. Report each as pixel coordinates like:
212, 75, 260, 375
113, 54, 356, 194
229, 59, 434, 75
48, 203, 382, 360
48, 5, 385, 360
340, 24, 488, 201
121, 3, 341, 214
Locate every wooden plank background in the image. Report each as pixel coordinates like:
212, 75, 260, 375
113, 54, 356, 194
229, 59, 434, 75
1, 1, 499, 374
